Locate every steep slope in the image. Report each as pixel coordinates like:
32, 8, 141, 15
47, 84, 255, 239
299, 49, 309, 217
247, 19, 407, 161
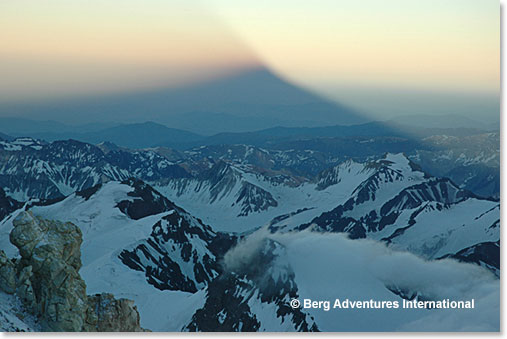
440, 241, 500, 276
185, 239, 318, 332
155, 161, 279, 229
0, 187, 22, 221
118, 186, 236, 293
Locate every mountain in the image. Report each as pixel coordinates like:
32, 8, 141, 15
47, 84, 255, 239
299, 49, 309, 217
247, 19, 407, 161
117, 179, 236, 293
0, 117, 72, 136
271, 154, 500, 275
0, 68, 366, 134
0, 179, 236, 331
177, 132, 500, 198
58, 122, 204, 149
0, 116, 493, 151
184, 238, 318, 332
0, 138, 190, 201
0, 121, 204, 149
411, 133, 500, 198
0, 187, 22, 221
0, 136, 499, 226
199, 122, 490, 148
0, 151, 499, 331
0, 132, 12, 141
0, 117, 118, 138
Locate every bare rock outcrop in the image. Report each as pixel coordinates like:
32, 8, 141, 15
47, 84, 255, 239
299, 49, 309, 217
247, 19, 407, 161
85, 293, 144, 332
0, 211, 145, 332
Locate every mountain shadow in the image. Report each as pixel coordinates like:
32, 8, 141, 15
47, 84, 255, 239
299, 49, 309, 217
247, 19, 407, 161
0, 67, 366, 135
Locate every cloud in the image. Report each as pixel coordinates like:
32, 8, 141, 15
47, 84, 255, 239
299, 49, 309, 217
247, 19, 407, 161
223, 227, 500, 331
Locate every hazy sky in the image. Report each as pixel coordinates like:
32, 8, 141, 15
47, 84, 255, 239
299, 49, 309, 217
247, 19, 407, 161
0, 0, 259, 101
0, 0, 499, 120
210, 0, 499, 95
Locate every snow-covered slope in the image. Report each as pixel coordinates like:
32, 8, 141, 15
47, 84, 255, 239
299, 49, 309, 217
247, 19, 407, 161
0, 180, 234, 331
156, 158, 373, 232
265, 154, 500, 275
0, 291, 40, 332
0, 187, 22, 222
0, 143, 499, 332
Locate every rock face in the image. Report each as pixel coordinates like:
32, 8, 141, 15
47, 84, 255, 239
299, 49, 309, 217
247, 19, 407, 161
10, 211, 87, 331
0, 211, 145, 332
86, 293, 143, 332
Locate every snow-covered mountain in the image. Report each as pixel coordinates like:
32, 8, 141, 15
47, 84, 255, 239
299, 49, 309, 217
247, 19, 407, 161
268, 154, 499, 275
185, 238, 318, 331
0, 179, 238, 331
410, 132, 500, 198
117, 179, 236, 292
0, 179, 323, 331
0, 138, 190, 201
0, 135, 498, 204
0, 142, 499, 274
0, 187, 22, 221
0, 136, 500, 332
154, 156, 376, 233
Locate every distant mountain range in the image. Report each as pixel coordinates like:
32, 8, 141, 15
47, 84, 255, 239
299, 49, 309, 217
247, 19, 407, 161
0, 132, 11, 141
0, 117, 496, 150
0, 130, 499, 204
0, 68, 366, 134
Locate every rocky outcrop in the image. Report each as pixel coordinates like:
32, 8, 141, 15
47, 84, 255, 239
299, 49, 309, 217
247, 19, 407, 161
86, 293, 143, 332
9, 211, 88, 331
0, 211, 145, 332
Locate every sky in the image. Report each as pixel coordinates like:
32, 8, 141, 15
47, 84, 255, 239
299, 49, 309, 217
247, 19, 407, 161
0, 0, 260, 101
0, 0, 499, 121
